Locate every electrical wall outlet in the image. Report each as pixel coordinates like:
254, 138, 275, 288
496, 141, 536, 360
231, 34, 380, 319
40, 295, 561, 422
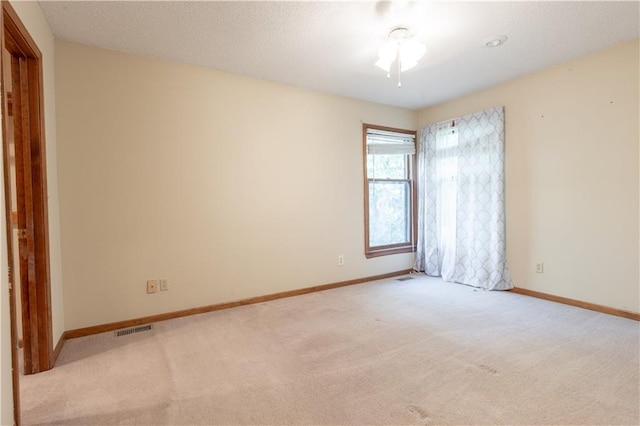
535, 262, 544, 273
159, 279, 169, 291
338, 255, 345, 266
147, 279, 158, 293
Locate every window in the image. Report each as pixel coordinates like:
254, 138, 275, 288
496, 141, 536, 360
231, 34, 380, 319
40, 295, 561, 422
363, 124, 416, 258
434, 124, 458, 273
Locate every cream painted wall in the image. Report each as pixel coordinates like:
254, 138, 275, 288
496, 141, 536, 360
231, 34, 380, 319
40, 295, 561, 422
55, 40, 417, 330
419, 39, 639, 313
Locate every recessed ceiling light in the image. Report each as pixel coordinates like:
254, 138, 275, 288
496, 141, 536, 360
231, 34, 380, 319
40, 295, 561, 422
485, 35, 508, 48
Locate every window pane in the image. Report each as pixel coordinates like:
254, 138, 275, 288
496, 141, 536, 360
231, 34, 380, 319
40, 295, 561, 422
368, 181, 410, 246
367, 154, 406, 179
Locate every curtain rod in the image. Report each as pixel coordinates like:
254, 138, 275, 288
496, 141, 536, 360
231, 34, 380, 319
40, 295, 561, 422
436, 118, 456, 127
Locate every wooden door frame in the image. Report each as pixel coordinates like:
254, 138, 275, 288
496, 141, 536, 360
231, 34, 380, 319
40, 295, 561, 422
1, 0, 53, 421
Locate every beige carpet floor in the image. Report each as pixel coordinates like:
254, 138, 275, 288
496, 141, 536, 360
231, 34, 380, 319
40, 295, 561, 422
20, 275, 640, 425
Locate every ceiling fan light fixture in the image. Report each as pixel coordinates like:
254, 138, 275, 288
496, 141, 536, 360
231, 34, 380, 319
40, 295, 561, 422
375, 26, 425, 87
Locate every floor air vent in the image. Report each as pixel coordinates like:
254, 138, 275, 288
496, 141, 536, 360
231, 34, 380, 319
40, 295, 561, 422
396, 276, 415, 282
115, 324, 153, 337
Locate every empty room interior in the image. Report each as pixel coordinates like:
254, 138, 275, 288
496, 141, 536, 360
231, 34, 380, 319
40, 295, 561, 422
0, 0, 639, 425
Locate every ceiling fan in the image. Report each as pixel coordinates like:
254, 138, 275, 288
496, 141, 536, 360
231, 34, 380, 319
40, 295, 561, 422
372, 1, 426, 87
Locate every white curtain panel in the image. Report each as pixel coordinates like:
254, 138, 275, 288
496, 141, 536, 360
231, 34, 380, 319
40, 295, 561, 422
414, 106, 513, 290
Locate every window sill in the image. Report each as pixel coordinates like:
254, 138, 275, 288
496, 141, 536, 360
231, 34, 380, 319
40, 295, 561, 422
365, 245, 415, 259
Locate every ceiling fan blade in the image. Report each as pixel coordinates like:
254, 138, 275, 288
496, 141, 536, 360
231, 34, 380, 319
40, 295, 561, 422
374, 1, 392, 18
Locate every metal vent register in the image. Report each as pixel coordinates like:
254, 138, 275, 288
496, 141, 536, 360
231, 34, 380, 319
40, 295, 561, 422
115, 324, 153, 337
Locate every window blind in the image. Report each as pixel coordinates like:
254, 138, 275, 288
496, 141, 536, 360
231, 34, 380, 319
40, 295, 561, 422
366, 128, 416, 155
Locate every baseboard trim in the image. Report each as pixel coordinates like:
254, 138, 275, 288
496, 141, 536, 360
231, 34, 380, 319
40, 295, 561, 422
52, 332, 67, 366
510, 287, 639, 321
65, 269, 413, 340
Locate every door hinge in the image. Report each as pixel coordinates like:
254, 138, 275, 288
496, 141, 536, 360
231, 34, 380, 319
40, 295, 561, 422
7, 265, 12, 290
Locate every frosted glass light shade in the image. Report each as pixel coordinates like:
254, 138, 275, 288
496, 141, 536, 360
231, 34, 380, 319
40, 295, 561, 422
399, 40, 426, 71
374, 37, 425, 72
375, 40, 398, 72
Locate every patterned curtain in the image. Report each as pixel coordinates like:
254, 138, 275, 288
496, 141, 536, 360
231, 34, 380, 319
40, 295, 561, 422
414, 106, 513, 290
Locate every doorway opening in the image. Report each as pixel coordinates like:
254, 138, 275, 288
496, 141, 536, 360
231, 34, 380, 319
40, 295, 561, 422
1, 0, 54, 423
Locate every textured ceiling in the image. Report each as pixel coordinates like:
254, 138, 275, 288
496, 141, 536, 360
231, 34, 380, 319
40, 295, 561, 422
38, 1, 639, 109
